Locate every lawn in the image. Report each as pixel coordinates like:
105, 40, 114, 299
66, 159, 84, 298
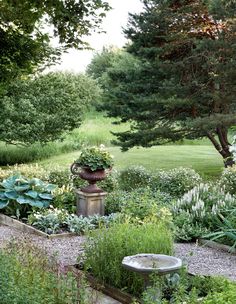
39, 145, 223, 179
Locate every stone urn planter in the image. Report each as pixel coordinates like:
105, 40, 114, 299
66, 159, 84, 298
70, 163, 106, 193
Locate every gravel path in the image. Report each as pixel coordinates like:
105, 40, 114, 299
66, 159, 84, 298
0, 224, 235, 281
174, 242, 236, 281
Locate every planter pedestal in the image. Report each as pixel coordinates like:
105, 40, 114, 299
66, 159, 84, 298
75, 190, 107, 217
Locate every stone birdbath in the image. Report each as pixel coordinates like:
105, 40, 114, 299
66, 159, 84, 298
122, 253, 182, 288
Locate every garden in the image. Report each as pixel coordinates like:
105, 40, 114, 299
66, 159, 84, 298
1, 0, 236, 303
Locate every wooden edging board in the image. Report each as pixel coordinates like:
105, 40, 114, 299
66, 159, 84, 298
198, 238, 236, 254
67, 265, 139, 304
0, 213, 76, 239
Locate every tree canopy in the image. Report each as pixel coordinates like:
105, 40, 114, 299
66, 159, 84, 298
98, 0, 236, 166
0, 72, 101, 145
0, 0, 110, 86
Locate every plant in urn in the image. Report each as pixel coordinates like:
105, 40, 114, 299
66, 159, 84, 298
71, 145, 114, 193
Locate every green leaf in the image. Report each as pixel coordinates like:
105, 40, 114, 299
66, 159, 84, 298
28, 200, 45, 208
45, 184, 57, 192
25, 190, 38, 199
0, 200, 9, 208
16, 196, 32, 205
14, 184, 30, 192
1, 175, 19, 189
5, 190, 18, 200
39, 193, 53, 200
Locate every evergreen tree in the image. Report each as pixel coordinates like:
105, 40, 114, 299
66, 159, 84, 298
101, 0, 236, 166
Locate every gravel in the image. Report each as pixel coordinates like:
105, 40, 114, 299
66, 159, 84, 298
0, 224, 235, 281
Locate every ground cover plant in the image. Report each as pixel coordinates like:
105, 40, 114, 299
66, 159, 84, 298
0, 239, 91, 304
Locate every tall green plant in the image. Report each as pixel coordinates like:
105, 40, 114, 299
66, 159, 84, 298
83, 220, 173, 296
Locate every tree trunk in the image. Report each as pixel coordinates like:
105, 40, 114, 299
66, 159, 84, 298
206, 130, 235, 168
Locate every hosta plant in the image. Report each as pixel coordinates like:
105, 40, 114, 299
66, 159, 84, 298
0, 175, 56, 218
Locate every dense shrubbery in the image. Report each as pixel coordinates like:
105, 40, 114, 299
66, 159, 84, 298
83, 219, 173, 296
0, 239, 90, 304
151, 167, 202, 197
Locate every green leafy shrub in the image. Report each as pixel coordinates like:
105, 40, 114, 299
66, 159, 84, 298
48, 168, 71, 187
118, 165, 152, 191
218, 165, 236, 195
152, 167, 202, 197
83, 220, 173, 296
104, 187, 172, 215
0, 175, 56, 218
0, 239, 91, 304
53, 185, 76, 213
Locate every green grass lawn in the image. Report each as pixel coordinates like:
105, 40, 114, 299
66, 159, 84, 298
39, 145, 223, 179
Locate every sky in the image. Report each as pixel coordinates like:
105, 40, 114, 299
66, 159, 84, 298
50, 0, 143, 73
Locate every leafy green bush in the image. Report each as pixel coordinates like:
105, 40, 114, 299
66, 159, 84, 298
104, 187, 172, 215
152, 167, 202, 197
83, 220, 173, 296
48, 168, 71, 187
53, 185, 76, 213
118, 165, 152, 191
0, 175, 56, 218
0, 239, 91, 304
218, 165, 236, 195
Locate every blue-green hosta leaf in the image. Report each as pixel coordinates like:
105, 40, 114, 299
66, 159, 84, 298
25, 190, 38, 199
5, 190, 18, 200
0, 192, 7, 200
0, 175, 19, 189
0, 200, 9, 208
45, 184, 57, 192
16, 196, 32, 205
30, 178, 44, 187
28, 200, 45, 208
39, 193, 53, 200
14, 184, 30, 192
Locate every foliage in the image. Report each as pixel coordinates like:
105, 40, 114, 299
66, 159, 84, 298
173, 183, 236, 240
83, 220, 173, 296
52, 185, 76, 214
0, 239, 91, 304
73, 145, 114, 171
0, 0, 110, 86
218, 165, 236, 195
0, 175, 56, 218
173, 212, 210, 242
0, 72, 101, 145
151, 167, 202, 198
118, 165, 152, 191
139, 272, 236, 304
104, 187, 173, 215
174, 184, 236, 223
28, 207, 118, 235
0, 164, 48, 181
204, 210, 236, 249
98, 0, 236, 166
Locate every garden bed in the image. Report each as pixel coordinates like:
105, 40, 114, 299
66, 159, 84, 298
0, 214, 76, 239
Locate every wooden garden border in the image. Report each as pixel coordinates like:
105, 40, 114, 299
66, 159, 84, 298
67, 265, 139, 304
199, 238, 236, 254
0, 214, 76, 239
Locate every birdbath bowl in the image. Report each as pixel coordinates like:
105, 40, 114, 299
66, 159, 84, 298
122, 254, 182, 286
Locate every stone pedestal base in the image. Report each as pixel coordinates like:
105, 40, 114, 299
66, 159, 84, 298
75, 190, 107, 217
